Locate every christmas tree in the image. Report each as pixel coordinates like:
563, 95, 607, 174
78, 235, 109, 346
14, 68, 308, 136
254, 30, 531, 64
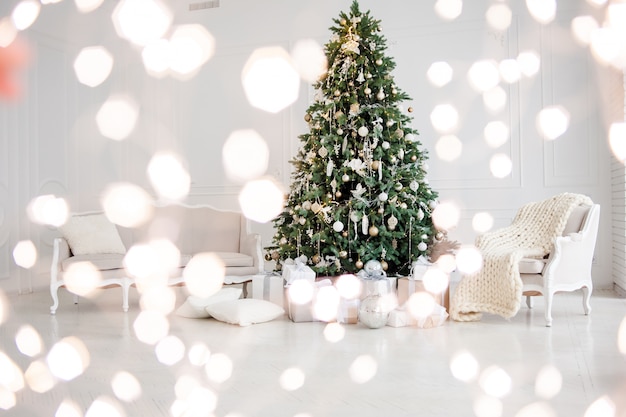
269, 1, 441, 277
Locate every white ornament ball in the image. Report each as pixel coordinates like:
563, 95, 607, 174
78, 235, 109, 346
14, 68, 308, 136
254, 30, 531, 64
302, 201, 311, 210
364, 87, 372, 95
299, 217, 306, 225
337, 128, 344, 135
378, 192, 388, 202
342, 174, 350, 182
400, 202, 407, 209
333, 221, 344, 232
417, 242, 428, 251
376, 59, 383, 66
410, 181, 419, 191
280, 237, 287, 245
405, 133, 416, 142
364, 260, 383, 274
395, 183, 403, 191
377, 90, 386, 100
358, 126, 369, 137
429, 200, 438, 209
417, 209, 425, 221
382, 141, 390, 150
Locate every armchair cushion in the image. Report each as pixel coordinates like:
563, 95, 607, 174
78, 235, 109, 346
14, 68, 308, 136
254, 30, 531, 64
215, 252, 254, 267
59, 213, 126, 255
518, 258, 546, 274
62, 253, 124, 271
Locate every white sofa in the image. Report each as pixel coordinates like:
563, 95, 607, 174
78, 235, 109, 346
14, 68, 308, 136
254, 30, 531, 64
50, 204, 264, 314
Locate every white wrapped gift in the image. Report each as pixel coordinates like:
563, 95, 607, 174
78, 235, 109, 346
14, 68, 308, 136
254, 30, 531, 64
411, 255, 432, 280
282, 259, 315, 287
250, 274, 286, 308
286, 279, 332, 322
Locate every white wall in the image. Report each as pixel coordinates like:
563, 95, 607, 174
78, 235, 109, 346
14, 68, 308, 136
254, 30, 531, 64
0, 0, 619, 293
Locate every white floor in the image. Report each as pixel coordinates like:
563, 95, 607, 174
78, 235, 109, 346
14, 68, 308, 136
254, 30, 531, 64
1, 287, 625, 417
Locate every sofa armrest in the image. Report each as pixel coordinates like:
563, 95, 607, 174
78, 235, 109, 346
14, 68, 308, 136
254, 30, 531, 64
51, 237, 71, 284
240, 233, 264, 273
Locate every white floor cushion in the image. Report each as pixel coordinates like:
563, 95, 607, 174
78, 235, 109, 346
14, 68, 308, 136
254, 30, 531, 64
175, 287, 243, 319
205, 299, 285, 326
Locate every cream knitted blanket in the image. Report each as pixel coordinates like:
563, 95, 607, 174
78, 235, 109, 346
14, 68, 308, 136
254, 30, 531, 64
450, 193, 593, 322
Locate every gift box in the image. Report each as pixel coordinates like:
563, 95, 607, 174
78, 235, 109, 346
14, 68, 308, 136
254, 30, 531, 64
337, 298, 359, 324
397, 276, 448, 308
250, 273, 286, 308
386, 304, 448, 328
286, 279, 333, 322
360, 277, 396, 299
282, 261, 316, 287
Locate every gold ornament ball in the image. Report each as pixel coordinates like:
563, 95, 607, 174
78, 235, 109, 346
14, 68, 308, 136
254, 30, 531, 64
378, 207, 384, 214
312, 254, 321, 264
264, 252, 272, 261
355, 259, 364, 269
369, 225, 379, 236
381, 260, 388, 271
371, 160, 380, 170
342, 231, 348, 237
376, 59, 383, 65
408, 107, 414, 113
351, 131, 357, 137
276, 263, 282, 271
335, 191, 342, 198
271, 251, 280, 260
327, 193, 333, 199
400, 202, 408, 209
304, 114, 311, 122
334, 90, 341, 97
411, 155, 417, 162
339, 250, 347, 258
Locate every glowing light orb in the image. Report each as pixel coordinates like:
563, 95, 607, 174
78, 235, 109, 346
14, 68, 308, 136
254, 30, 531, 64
133, 310, 169, 345
141, 39, 170, 77
483, 86, 508, 113
313, 285, 340, 322
472, 212, 494, 233
183, 252, 224, 298
0, 18, 18, 48
486, 4, 512, 31
287, 279, 315, 305
75, 0, 105, 14
334, 274, 362, 300
291, 39, 327, 83
435, 135, 463, 161
13, 240, 37, 269
432, 201, 460, 231
473, 395, 503, 417
423, 268, 449, 294
124, 244, 160, 280
112, 0, 172, 47
479, 366, 511, 398
24, 361, 55, 393
349, 355, 378, 384
27, 194, 69, 227
223, 129, 270, 183
584, 396, 616, 417
517, 50, 540, 77
101, 182, 154, 228
155, 335, 185, 366
427, 61, 454, 87
590, 27, 621, 65
15, 324, 43, 357
535, 365, 562, 399
571, 16, 599, 46
0, 351, 24, 392
468, 60, 500, 92
526, 0, 556, 24
242, 46, 300, 113
96, 95, 139, 141
111, 371, 142, 402
499, 59, 521, 84
323, 322, 346, 343
536, 106, 570, 140
619, 315, 626, 354
279, 367, 306, 391
64, 261, 103, 297
11, 0, 40, 31
238, 177, 285, 223
85, 396, 125, 417
407, 292, 436, 318
430, 104, 459, 133
47, 336, 90, 381
140, 286, 177, 314
434, 0, 463, 21
456, 245, 483, 275
147, 152, 191, 201
0, 290, 7, 326
450, 350, 479, 382
73, 46, 114, 87
168, 24, 215, 78
490, 153, 513, 178
188, 343, 211, 366
484, 121, 509, 148
205, 353, 233, 384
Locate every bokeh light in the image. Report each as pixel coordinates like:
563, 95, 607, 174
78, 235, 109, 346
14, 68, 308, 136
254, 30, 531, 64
484, 121, 509, 148
619, 316, 626, 354
172, 380, 218, 416
26, 194, 69, 227
96, 95, 139, 141
47, 336, 90, 381
279, 367, 306, 391
238, 177, 286, 223
124, 243, 160, 281
112, 0, 172, 47
584, 395, 616, 417
291, 39, 328, 83
242, 46, 300, 113
490, 153, 513, 178
24, 360, 55, 393
486, 3, 512, 31
536, 105, 570, 140
515, 402, 556, 417
15, 324, 43, 357
435, 134, 463, 161
479, 366, 512, 398
571, 15, 599, 46
183, 252, 225, 298
526, 0, 556, 24
287, 279, 315, 305
427, 61, 454, 87
472, 212, 494, 233
64, 261, 103, 297
456, 245, 483, 275
323, 322, 346, 343
147, 152, 191, 201
223, 129, 270, 183
0, 18, 17, 48
12, 240, 37, 269
205, 353, 233, 384
133, 310, 169, 345
155, 335, 185, 366
499, 59, 521, 84
313, 285, 340, 322
436, 253, 456, 273
101, 182, 154, 228
188, 343, 211, 366
432, 200, 460, 231
0, 351, 25, 392
473, 394, 503, 417
141, 39, 170, 77
590, 27, 621, 66
75, 0, 105, 14
0, 389, 16, 411
111, 371, 142, 402
334, 274, 362, 300
430, 104, 459, 133
140, 285, 177, 314
85, 396, 125, 417
407, 292, 436, 318
349, 355, 378, 384
0, 290, 7, 326
517, 50, 541, 77
535, 365, 562, 399
468, 60, 500, 92
11, 0, 40, 31
434, 0, 463, 21
73, 46, 114, 87
56, 400, 82, 417
483, 86, 508, 113
423, 267, 449, 294
450, 350, 479, 382
168, 24, 215, 78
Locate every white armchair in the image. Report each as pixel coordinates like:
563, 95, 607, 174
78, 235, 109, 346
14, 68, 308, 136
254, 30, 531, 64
520, 203, 600, 326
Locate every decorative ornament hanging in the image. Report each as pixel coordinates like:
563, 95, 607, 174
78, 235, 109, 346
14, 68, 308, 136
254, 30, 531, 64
311, 202, 322, 214
333, 221, 344, 232
417, 209, 425, 221
339, 250, 348, 258
375, 59, 383, 65
337, 128, 344, 135
381, 141, 390, 150
377, 90, 385, 100
429, 200, 438, 210
417, 242, 428, 251
405, 133, 416, 142
304, 114, 312, 122
358, 126, 369, 137
395, 129, 404, 139
299, 218, 306, 225
410, 181, 419, 191
392, 239, 398, 249
371, 160, 380, 170
355, 259, 364, 269
364, 87, 372, 95
411, 155, 417, 162
342, 174, 350, 182
280, 237, 288, 245
357, 70, 365, 83
318, 147, 328, 158
378, 192, 388, 202
362, 215, 369, 235
387, 215, 398, 230
302, 201, 312, 210
312, 254, 321, 264
394, 182, 403, 191
369, 225, 379, 236
380, 260, 388, 271
408, 107, 414, 113
327, 159, 334, 176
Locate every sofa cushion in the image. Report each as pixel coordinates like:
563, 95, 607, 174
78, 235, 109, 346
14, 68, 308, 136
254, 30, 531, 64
562, 205, 588, 235
60, 213, 126, 255
519, 257, 546, 274
62, 253, 125, 271
175, 287, 243, 319
214, 252, 254, 267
